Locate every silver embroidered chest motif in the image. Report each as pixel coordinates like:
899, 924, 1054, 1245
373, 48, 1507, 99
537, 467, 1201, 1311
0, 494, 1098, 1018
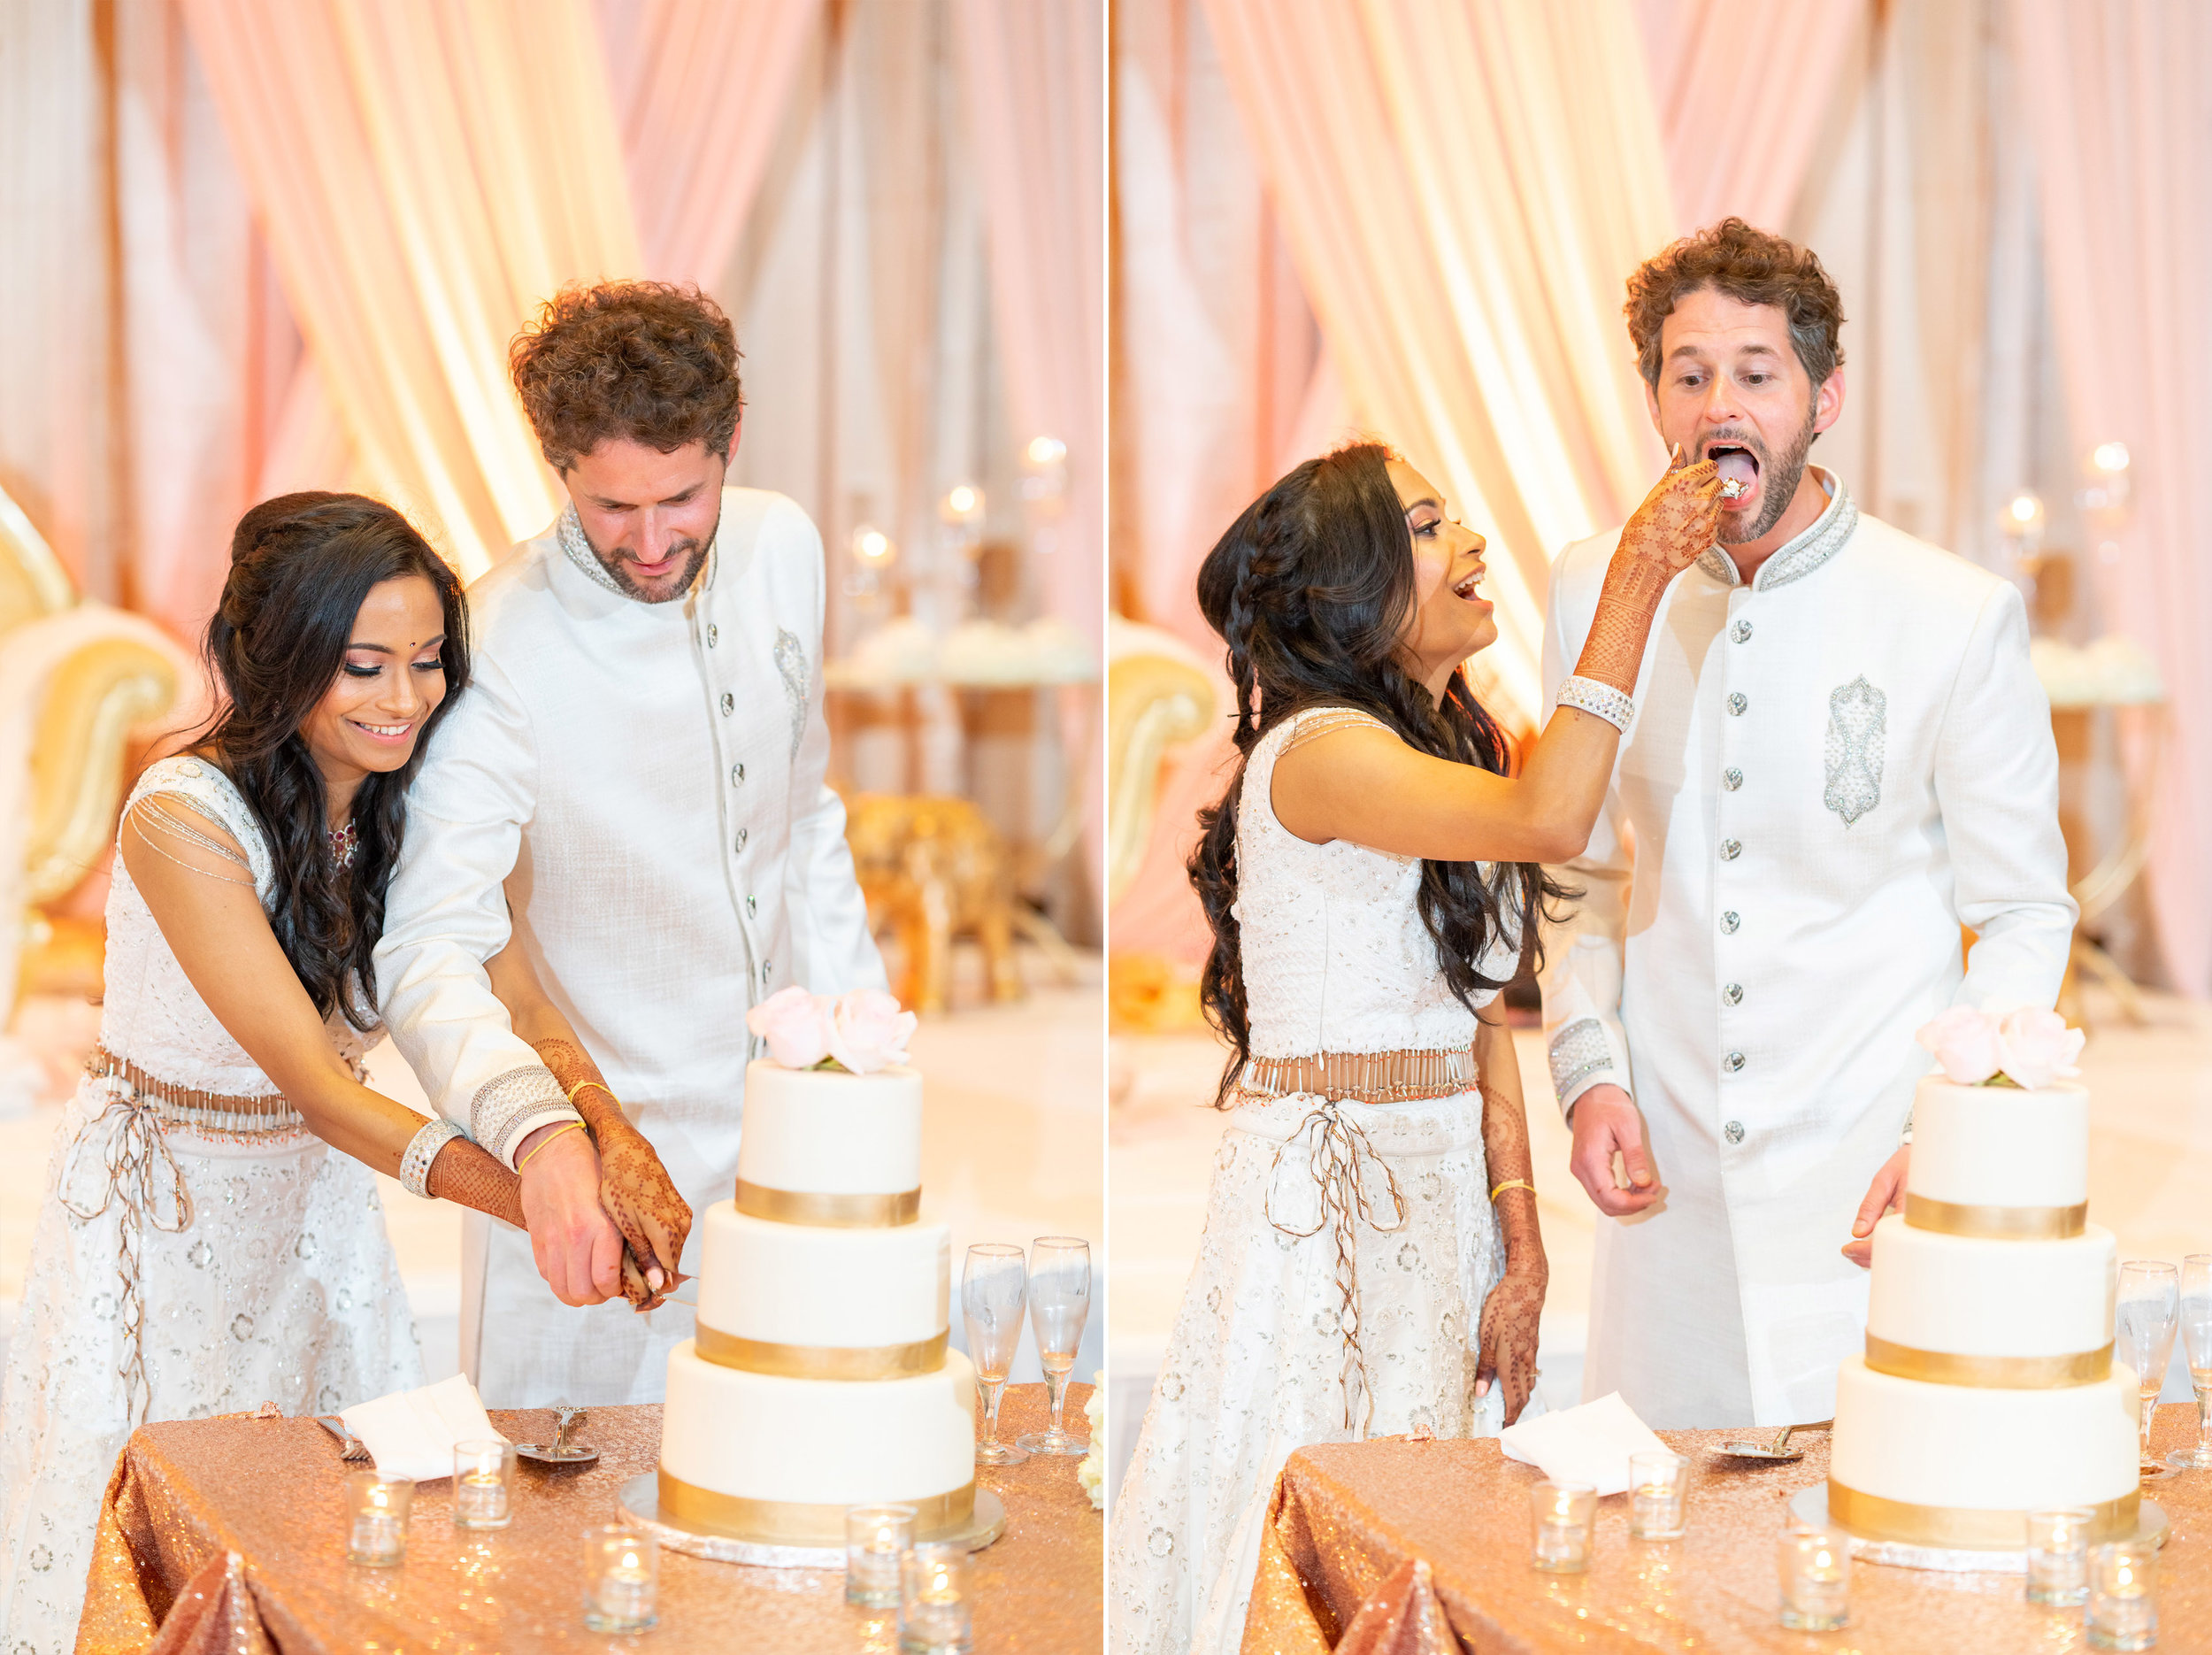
773, 629, 810, 758
1823, 675, 1886, 826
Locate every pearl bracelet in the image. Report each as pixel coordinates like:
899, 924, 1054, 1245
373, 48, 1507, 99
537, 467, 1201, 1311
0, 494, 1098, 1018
1556, 674, 1635, 732
399, 1117, 465, 1198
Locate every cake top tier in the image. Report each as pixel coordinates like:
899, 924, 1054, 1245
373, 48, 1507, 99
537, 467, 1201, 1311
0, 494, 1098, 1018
736, 1058, 926, 1222
1907, 1074, 2089, 1225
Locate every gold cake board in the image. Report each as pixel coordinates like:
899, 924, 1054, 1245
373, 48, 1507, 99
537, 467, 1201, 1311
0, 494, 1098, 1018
618, 1474, 1008, 1569
1789, 1484, 2167, 1574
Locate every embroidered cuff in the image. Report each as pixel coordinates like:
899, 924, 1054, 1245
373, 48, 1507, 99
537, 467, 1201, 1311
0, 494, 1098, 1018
1556, 676, 1635, 732
399, 1118, 465, 1198
470, 1065, 580, 1171
1548, 1017, 1622, 1114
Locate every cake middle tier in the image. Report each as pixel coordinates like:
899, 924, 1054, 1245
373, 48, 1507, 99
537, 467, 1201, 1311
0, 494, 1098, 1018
695, 1200, 949, 1374
1866, 1214, 2116, 1382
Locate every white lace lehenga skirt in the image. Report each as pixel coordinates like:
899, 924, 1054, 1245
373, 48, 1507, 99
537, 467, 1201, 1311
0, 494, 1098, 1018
1106, 1089, 1506, 1655
0, 1082, 423, 1653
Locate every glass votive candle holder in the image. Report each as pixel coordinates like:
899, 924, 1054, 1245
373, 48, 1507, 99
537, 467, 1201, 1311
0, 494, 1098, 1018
2025, 1506, 2094, 1606
1628, 1451, 1689, 1540
581, 1525, 659, 1634
847, 1503, 918, 1608
345, 1472, 414, 1567
2087, 1538, 2157, 1651
899, 1541, 973, 1655
451, 1440, 516, 1530
1529, 1479, 1597, 1574
1777, 1524, 1849, 1631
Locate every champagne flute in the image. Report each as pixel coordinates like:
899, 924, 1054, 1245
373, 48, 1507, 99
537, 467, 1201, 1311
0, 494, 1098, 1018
962, 1243, 1030, 1466
2116, 1260, 2179, 1478
1016, 1236, 1091, 1456
2166, 1254, 2212, 1472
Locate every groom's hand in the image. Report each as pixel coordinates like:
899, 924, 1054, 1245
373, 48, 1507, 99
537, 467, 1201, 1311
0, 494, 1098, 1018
1843, 1146, 1910, 1268
1568, 1086, 1662, 1217
518, 1123, 624, 1305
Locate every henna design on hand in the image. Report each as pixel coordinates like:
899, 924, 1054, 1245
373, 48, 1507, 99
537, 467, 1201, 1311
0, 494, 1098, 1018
532, 1038, 695, 1312
1478, 1267, 1547, 1426
1575, 454, 1726, 694
425, 1136, 526, 1229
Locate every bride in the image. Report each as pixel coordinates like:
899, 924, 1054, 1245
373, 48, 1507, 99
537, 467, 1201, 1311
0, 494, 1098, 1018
0, 492, 687, 1651
1107, 443, 1720, 1653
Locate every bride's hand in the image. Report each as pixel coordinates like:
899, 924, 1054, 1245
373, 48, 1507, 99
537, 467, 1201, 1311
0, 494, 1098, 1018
1617, 446, 1724, 578
1477, 1264, 1547, 1426
590, 1105, 694, 1305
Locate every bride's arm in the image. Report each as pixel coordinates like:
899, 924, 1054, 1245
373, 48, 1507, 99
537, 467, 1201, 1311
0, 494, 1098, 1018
483, 932, 693, 1306
1271, 458, 1721, 863
118, 797, 527, 1228
1473, 999, 1546, 1425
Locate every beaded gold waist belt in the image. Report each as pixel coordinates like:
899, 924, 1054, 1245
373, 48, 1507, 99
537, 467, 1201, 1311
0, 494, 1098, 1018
1237, 1045, 1477, 1107
85, 1045, 307, 1136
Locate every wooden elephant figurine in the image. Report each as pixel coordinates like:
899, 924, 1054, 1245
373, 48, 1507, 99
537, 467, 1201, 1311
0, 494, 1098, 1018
838, 788, 1024, 1014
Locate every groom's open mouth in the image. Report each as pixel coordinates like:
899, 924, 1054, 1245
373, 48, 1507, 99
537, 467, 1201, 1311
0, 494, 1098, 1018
1704, 440, 1760, 507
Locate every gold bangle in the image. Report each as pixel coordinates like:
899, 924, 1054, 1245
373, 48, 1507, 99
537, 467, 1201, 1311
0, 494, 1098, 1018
517, 1120, 587, 1173
1489, 1179, 1538, 1203
565, 1078, 618, 1108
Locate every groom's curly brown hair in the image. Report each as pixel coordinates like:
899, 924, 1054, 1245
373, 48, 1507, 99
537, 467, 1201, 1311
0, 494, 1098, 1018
510, 281, 744, 473
1625, 218, 1846, 393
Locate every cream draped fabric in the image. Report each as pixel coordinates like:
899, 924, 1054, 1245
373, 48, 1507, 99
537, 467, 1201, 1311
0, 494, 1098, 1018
2015, 0, 2212, 997
180, 0, 643, 579
1195, 0, 1678, 725
1635, 0, 1867, 235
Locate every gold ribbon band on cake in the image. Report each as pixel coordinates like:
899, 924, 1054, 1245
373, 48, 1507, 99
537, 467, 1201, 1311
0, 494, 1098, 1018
733, 1179, 921, 1228
658, 1470, 975, 1545
1903, 1193, 2086, 1240
1863, 1334, 2114, 1389
1827, 1480, 2139, 1549
694, 1323, 948, 1380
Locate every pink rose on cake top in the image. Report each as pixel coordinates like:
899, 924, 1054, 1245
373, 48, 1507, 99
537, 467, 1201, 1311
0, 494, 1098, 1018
745, 985, 917, 1074
1915, 1003, 2085, 1090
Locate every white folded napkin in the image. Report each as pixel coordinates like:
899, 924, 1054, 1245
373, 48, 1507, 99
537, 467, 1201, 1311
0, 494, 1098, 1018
339, 1373, 509, 1482
1499, 1391, 1668, 1496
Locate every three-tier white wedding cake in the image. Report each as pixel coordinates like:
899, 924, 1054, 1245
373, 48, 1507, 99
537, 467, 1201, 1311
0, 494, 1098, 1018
1829, 1028, 2140, 1549
657, 995, 976, 1546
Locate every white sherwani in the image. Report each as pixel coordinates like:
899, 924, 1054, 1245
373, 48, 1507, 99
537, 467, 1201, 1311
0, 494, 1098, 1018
376, 488, 884, 1407
1538, 472, 2074, 1429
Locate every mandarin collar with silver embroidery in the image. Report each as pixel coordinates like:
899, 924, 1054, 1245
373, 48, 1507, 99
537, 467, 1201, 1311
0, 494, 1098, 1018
1694, 470, 1858, 592
555, 500, 718, 601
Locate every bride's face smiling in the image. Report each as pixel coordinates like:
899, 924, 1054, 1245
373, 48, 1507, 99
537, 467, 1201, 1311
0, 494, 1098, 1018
1387, 459, 1495, 692
297, 574, 449, 806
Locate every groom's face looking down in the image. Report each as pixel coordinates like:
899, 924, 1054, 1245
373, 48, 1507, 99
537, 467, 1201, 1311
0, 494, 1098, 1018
565, 436, 730, 604
1644, 286, 1843, 573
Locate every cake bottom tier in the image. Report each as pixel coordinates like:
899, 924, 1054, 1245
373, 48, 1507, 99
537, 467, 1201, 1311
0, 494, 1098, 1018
1828, 1356, 2141, 1547
658, 1343, 978, 1545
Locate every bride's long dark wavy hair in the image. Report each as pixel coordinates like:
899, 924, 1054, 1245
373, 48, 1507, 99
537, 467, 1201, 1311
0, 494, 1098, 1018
1189, 443, 1571, 1107
196, 492, 469, 1029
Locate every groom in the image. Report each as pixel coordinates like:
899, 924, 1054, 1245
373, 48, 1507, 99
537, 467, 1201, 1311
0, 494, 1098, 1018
378, 281, 884, 1406
1538, 219, 2076, 1429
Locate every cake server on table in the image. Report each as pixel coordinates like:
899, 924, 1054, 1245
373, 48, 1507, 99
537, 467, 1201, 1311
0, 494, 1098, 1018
376, 281, 886, 1408
1539, 219, 2077, 1431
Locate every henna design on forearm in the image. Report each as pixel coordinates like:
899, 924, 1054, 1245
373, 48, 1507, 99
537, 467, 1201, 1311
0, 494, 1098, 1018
530, 1038, 694, 1312
425, 1136, 526, 1229
1574, 458, 1724, 694
1475, 1021, 1548, 1425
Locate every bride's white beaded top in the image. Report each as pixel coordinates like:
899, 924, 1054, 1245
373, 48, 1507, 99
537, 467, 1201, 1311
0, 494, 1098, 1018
1233, 707, 1520, 1062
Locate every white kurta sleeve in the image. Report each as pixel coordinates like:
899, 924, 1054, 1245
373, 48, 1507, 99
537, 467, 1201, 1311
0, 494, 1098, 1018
1535, 543, 1637, 1119
1938, 581, 2078, 1012
782, 531, 886, 998
375, 653, 580, 1170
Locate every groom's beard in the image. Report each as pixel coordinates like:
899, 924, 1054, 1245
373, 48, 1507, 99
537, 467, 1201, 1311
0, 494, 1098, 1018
1717, 403, 1817, 546
583, 520, 715, 604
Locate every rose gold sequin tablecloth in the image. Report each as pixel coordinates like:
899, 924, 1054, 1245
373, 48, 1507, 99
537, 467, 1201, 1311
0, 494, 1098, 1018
77, 1384, 1098, 1653
1246, 1402, 2211, 1654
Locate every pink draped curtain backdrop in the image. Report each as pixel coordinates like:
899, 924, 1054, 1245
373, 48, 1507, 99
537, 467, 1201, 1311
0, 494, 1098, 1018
1110, 0, 1863, 962
2016, 0, 2212, 997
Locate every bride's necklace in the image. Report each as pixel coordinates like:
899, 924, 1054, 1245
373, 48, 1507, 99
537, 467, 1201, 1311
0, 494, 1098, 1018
328, 819, 358, 871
